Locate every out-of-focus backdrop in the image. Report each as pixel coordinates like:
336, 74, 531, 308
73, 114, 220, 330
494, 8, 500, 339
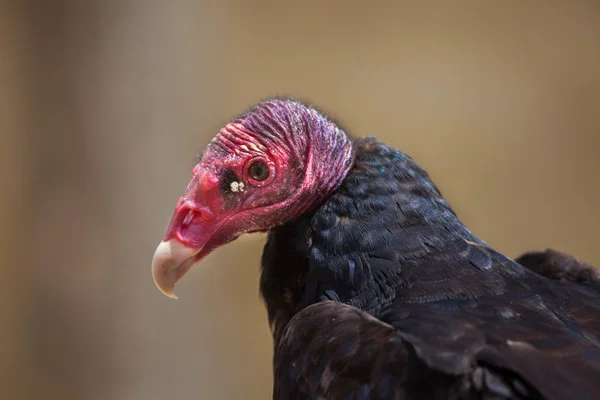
2, 1, 599, 399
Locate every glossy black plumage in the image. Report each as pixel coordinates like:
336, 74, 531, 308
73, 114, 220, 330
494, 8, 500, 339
260, 137, 600, 400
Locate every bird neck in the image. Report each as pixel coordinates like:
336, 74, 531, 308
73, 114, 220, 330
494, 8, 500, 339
277, 110, 355, 223
260, 213, 314, 343
260, 138, 478, 339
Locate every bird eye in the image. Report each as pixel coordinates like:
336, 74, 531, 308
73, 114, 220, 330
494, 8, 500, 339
248, 161, 270, 181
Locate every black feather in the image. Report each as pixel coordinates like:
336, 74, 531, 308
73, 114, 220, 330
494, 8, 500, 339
260, 138, 600, 399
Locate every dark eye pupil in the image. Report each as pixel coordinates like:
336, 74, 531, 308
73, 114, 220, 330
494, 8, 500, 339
249, 161, 269, 181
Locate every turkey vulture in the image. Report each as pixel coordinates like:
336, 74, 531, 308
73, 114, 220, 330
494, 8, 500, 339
151, 99, 600, 399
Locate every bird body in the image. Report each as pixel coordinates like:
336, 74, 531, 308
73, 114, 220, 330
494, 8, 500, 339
263, 137, 600, 399
152, 99, 600, 399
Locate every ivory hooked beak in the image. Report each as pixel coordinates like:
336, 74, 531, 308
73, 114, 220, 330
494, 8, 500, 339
151, 239, 201, 299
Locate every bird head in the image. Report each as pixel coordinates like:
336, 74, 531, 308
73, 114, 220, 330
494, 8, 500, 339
151, 99, 354, 298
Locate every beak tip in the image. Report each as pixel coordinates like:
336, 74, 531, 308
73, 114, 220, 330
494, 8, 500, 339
152, 274, 179, 299
152, 271, 179, 299
161, 288, 179, 300
151, 239, 200, 300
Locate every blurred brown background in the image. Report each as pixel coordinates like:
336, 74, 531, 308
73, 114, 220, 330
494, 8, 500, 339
2, 1, 599, 399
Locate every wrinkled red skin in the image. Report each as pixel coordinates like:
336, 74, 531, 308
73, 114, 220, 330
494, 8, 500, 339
164, 123, 302, 250
160, 100, 355, 280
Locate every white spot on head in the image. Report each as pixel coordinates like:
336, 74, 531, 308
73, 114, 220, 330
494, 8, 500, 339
230, 181, 245, 193
240, 145, 249, 151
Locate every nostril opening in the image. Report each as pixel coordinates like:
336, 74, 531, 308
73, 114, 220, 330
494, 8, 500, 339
164, 204, 216, 243
178, 206, 215, 228
182, 209, 195, 226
